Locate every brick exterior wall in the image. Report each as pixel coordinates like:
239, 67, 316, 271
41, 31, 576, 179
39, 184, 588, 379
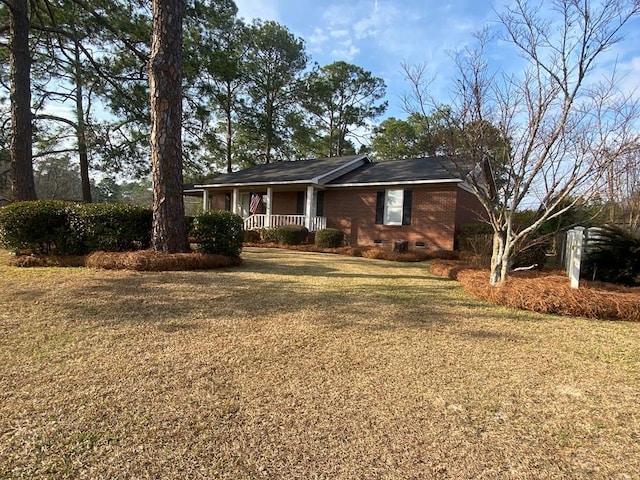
272, 191, 300, 215
202, 184, 487, 251
324, 185, 486, 250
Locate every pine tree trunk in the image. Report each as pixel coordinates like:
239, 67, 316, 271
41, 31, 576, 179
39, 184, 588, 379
225, 85, 233, 173
149, 0, 188, 253
9, 0, 36, 201
74, 38, 92, 203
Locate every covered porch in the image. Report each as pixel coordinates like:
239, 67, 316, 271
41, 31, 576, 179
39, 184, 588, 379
243, 214, 326, 231
201, 185, 327, 232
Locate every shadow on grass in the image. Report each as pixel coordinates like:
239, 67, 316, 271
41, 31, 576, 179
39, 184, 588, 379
5, 249, 539, 335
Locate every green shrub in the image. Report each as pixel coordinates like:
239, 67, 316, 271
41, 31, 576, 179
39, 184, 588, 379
73, 203, 152, 253
276, 225, 309, 245
0, 201, 152, 255
512, 243, 548, 269
244, 229, 261, 242
0, 201, 68, 253
259, 228, 279, 243
315, 228, 344, 248
191, 210, 243, 257
456, 222, 493, 255
583, 225, 640, 285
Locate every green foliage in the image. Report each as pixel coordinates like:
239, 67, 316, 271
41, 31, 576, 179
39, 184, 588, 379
68, 203, 152, 254
0, 201, 151, 254
259, 227, 279, 243
512, 244, 548, 270
583, 225, 640, 286
315, 228, 344, 248
191, 210, 243, 257
244, 229, 260, 242
276, 225, 309, 245
0, 201, 68, 253
239, 20, 308, 164
456, 222, 493, 256
301, 61, 387, 157
370, 116, 422, 161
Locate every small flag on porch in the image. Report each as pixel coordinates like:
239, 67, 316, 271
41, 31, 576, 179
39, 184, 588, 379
249, 192, 261, 214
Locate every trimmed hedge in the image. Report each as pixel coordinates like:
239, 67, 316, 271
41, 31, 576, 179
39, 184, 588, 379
191, 210, 243, 257
276, 225, 308, 245
0, 201, 152, 255
315, 228, 344, 248
259, 227, 279, 243
0, 200, 67, 253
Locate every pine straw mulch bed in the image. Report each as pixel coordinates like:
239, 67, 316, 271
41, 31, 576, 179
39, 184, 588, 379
3, 243, 453, 270
3, 250, 241, 271
243, 242, 459, 262
429, 259, 640, 322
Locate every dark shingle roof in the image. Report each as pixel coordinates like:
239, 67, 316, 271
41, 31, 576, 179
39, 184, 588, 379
188, 155, 468, 191
328, 156, 464, 185
194, 155, 367, 187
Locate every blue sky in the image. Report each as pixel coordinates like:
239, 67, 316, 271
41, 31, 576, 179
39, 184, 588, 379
234, 0, 640, 120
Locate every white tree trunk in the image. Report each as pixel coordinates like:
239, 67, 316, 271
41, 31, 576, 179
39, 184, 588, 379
489, 231, 512, 286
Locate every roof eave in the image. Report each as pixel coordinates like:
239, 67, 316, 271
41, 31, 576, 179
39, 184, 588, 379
194, 179, 314, 189
326, 178, 463, 188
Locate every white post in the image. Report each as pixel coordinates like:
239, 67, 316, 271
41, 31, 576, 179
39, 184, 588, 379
569, 227, 585, 289
202, 190, 209, 211
232, 188, 239, 216
305, 186, 315, 230
265, 187, 273, 228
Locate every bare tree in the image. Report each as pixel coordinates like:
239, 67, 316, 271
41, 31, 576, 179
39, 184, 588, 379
601, 148, 640, 228
405, 0, 640, 285
149, 0, 188, 253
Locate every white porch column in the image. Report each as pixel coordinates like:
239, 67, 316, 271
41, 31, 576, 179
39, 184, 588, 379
305, 186, 315, 230
232, 188, 240, 216
202, 190, 210, 211
265, 187, 273, 228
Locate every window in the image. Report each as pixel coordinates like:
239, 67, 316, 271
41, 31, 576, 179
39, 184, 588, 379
384, 189, 403, 225
375, 189, 412, 225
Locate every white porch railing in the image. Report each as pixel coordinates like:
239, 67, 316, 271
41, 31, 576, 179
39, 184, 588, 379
243, 214, 327, 232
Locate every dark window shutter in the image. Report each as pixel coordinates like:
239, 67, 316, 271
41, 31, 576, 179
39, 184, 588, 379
296, 191, 305, 215
402, 190, 412, 225
316, 190, 324, 217
375, 191, 384, 224
224, 193, 231, 211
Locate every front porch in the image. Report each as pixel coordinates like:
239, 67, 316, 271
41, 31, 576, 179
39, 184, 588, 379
201, 185, 327, 232
243, 214, 327, 232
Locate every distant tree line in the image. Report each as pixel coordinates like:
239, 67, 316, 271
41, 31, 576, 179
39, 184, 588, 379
0, 0, 387, 202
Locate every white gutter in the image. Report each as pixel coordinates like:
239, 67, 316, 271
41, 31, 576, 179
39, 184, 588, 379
325, 178, 462, 188
193, 179, 313, 188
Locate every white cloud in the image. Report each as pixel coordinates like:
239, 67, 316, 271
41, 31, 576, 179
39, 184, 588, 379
309, 27, 329, 45
330, 43, 360, 61
329, 28, 350, 39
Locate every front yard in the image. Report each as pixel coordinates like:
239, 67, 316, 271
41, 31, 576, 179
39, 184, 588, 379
1, 247, 639, 478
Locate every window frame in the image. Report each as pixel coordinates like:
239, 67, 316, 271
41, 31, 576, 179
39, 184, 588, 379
383, 189, 404, 226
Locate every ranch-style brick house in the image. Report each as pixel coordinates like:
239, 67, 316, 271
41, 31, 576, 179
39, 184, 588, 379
184, 154, 487, 250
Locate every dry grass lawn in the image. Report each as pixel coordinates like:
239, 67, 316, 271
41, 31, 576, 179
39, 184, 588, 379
1, 247, 639, 479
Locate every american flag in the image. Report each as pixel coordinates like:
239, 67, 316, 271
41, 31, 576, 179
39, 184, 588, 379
249, 193, 261, 214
